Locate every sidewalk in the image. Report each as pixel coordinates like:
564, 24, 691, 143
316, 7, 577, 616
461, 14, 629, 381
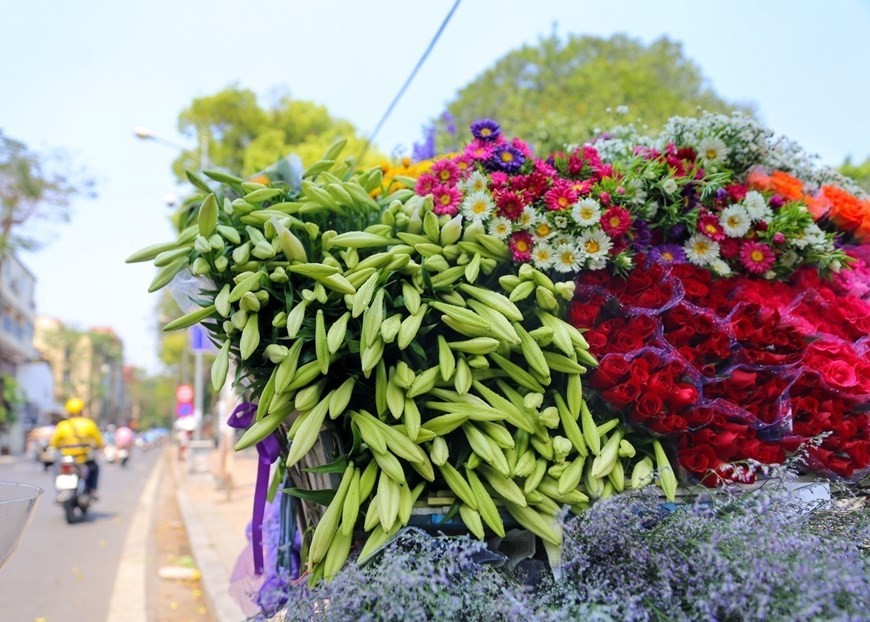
173, 443, 261, 622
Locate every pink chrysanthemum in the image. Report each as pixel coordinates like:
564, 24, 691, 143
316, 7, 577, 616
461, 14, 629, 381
431, 184, 462, 216
509, 231, 534, 262
543, 179, 578, 211
452, 154, 474, 178
510, 137, 534, 159
533, 158, 557, 177
739, 241, 775, 274
430, 159, 461, 185
601, 206, 632, 238
698, 213, 726, 241
495, 190, 526, 221
415, 173, 438, 196
464, 139, 494, 162
488, 171, 509, 190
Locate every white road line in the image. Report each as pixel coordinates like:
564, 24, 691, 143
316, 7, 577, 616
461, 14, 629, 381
105, 453, 164, 622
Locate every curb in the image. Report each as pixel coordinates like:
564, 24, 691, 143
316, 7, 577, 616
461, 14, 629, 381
106, 449, 165, 622
174, 455, 248, 622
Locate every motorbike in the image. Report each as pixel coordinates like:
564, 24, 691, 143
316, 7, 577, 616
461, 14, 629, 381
54, 455, 91, 524
117, 447, 130, 467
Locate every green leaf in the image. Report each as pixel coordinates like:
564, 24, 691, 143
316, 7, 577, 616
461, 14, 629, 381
202, 169, 244, 186
186, 170, 212, 193
282, 487, 336, 506
302, 456, 349, 474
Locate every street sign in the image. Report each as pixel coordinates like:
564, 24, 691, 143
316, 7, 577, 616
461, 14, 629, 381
176, 384, 194, 403
176, 402, 193, 417
189, 324, 213, 353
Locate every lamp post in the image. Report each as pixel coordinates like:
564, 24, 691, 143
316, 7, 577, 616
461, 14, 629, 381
134, 127, 210, 442
132, 127, 209, 170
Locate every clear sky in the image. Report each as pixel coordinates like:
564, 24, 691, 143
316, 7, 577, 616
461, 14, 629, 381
2, 0, 868, 374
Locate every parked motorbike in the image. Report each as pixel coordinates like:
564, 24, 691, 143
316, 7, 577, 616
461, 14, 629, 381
54, 456, 91, 524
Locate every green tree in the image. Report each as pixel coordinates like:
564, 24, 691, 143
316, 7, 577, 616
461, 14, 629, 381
172, 84, 383, 180
0, 374, 25, 433
840, 156, 870, 193
125, 368, 175, 430
436, 34, 750, 154
0, 130, 93, 257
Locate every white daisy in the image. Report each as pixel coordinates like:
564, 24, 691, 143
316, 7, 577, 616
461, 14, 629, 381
697, 136, 728, 164
710, 258, 732, 276
550, 233, 575, 248
460, 170, 488, 194
517, 206, 537, 228
487, 216, 512, 240
532, 242, 556, 270
553, 242, 583, 273
572, 198, 602, 226
790, 226, 811, 249
719, 204, 751, 238
532, 219, 555, 243
554, 215, 569, 229
587, 257, 608, 271
780, 249, 799, 267
461, 190, 495, 223
742, 190, 771, 222
661, 178, 678, 195
684, 233, 720, 266
578, 227, 613, 262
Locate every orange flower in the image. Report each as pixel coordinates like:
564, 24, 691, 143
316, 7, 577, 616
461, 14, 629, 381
747, 167, 771, 191
769, 171, 805, 202
822, 185, 868, 233
247, 174, 270, 186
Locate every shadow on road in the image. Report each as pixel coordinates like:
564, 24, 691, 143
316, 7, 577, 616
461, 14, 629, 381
67, 510, 119, 524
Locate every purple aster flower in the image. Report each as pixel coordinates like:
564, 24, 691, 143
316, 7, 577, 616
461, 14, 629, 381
488, 144, 525, 173
668, 222, 689, 241
470, 118, 501, 142
715, 188, 728, 201
630, 219, 652, 251
649, 244, 687, 264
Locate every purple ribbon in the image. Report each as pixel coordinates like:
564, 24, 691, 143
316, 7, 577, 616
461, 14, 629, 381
228, 402, 281, 575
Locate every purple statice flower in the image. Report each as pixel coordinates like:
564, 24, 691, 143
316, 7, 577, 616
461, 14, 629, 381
488, 144, 525, 174
470, 118, 501, 142
412, 124, 437, 162
649, 243, 687, 264
630, 218, 652, 251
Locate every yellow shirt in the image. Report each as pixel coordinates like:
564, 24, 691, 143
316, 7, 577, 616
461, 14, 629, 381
50, 417, 105, 463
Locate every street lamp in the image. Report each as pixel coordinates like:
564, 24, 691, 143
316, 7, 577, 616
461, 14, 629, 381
132, 127, 209, 171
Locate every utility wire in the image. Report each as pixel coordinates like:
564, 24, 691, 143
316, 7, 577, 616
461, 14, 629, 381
356, 0, 462, 163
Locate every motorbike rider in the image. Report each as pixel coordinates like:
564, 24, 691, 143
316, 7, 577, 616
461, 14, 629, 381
114, 421, 135, 458
49, 398, 105, 499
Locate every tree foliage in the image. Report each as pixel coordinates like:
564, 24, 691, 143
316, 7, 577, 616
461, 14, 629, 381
173, 84, 384, 180
840, 156, 870, 194
434, 34, 750, 154
0, 130, 93, 256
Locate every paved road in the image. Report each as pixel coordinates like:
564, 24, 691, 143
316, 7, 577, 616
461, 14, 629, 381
0, 447, 161, 622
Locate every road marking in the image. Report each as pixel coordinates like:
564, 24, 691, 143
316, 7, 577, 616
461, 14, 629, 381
105, 452, 164, 622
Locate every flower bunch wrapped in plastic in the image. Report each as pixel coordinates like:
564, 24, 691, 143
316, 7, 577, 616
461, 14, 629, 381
129, 138, 676, 583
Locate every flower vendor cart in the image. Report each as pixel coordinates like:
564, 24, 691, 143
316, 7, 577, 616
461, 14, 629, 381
129, 112, 870, 614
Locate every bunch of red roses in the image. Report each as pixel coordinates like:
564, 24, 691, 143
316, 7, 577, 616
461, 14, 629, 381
572, 250, 870, 484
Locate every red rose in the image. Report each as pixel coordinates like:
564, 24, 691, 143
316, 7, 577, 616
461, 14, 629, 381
602, 382, 641, 408
586, 331, 608, 355
630, 315, 660, 340
613, 331, 645, 353
685, 406, 714, 428
646, 373, 675, 397
818, 360, 858, 390
589, 355, 630, 388
667, 384, 699, 410
681, 278, 709, 300
678, 444, 721, 475
649, 415, 687, 434
844, 440, 870, 469
568, 301, 600, 328
633, 392, 664, 421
